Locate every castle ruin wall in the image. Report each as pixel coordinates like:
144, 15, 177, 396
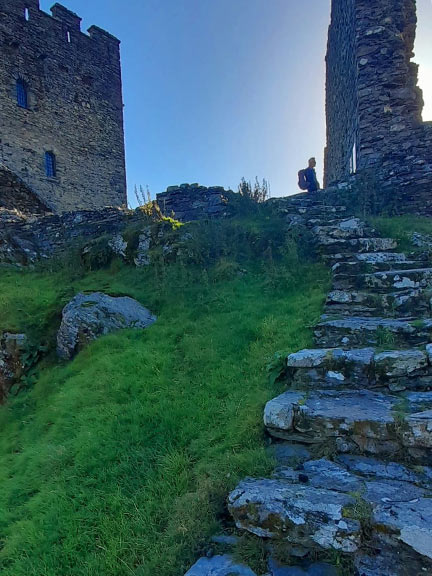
325, 0, 432, 202
0, 1, 127, 213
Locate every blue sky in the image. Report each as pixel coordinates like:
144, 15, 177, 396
39, 0, 432, 205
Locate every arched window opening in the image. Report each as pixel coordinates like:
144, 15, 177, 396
24, 8, 30, 21
16, 79, 28, 109
45, 152, 56, 178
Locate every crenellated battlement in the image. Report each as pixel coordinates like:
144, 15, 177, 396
1, 1, 120, 48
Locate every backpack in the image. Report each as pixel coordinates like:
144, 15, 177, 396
298, 169, 309, 191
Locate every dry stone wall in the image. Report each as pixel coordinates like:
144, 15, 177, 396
0, 207, 145, 265
0, 0, 126, 213
325, 0, 432, 207
156, 184, 231, 222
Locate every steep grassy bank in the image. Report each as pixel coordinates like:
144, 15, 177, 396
0, 215, 330, 576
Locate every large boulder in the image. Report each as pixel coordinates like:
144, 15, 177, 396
57, 292, 156, 360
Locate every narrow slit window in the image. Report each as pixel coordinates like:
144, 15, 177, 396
67, 31, 71, 43
24, 8, 30, 21
45, 152, 56, 178
16, 79, 28, 109
352, 141, 357, 174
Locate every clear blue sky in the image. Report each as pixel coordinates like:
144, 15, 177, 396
39, 0, 431, 205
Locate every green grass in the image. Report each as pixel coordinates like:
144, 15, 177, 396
0, 218, 330, 576
370, 215, 432, 252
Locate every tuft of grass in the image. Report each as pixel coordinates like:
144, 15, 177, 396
0, 216, 330, 576
370, 215, 432, 253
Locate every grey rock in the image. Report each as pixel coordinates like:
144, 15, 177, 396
268, 558, 337, 576
108, 233, 127, 259
184, 555, 256, 576
354, 546, 414, 576
372, 496, 432, 560
228, 478, 361, 552
356, 252, 408, 264
269, 443, 311, 466
412, 232, 432, 250
264, 389, 425, 455
274, 459, 363, 494
404, 410, 432, 449
57, 292, 156, 360
314, 316, 421, 347
374, 350, 428, 378
134, 227, 152, 267
337, 455, 428, 485
365, 268, 432, 291
287, 349, 331, 368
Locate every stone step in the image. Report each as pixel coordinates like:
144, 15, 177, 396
263, 389, 432, 459
318, 237, 398, 256
312, 218, 370, 242
228, 457, 432, 571
287, 347, 432, 391
331, 257, 425, 276
333, 267, 432, 292
314, 316, 432, 348
325, 288, 430, 318
282, 204, 348, 217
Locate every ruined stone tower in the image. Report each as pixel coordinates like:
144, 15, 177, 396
325, 0, 432, 198
0, 1, 126, 213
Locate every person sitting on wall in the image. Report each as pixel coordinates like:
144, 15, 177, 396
298, 157, 321, 193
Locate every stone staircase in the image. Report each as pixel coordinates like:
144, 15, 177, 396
185, 196, 432, 576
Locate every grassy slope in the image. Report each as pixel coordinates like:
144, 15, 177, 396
0, 218, 329, 576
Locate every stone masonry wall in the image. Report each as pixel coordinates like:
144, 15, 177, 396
0, 1, 126, 213
0, 207, 145, 265
157, 184, 231, 222
324, 0, 357, 186
325, 0, 432, 202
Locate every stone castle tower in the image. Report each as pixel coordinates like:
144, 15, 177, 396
325, 0, 432, 195
0, 1, 126, 213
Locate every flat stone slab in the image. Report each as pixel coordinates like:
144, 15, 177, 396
314, 316, 430, 348
288, 347, 432, 389
230, 458, 432, 565
356, 252, 408, 264
184, 555, 256, 576
287, 347, 375, 389
57, 292, 157, 359
287, 347, 374, 369
365, 268, 432, 291
326, 288, 430, 318
228, 478, 361, 552
264, 389, 432, 456
332, 258, 420, 276
319, 237, 397, 255
337, 454, 432, 486
375, 349, 429, 379
313, 218, 366, 242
